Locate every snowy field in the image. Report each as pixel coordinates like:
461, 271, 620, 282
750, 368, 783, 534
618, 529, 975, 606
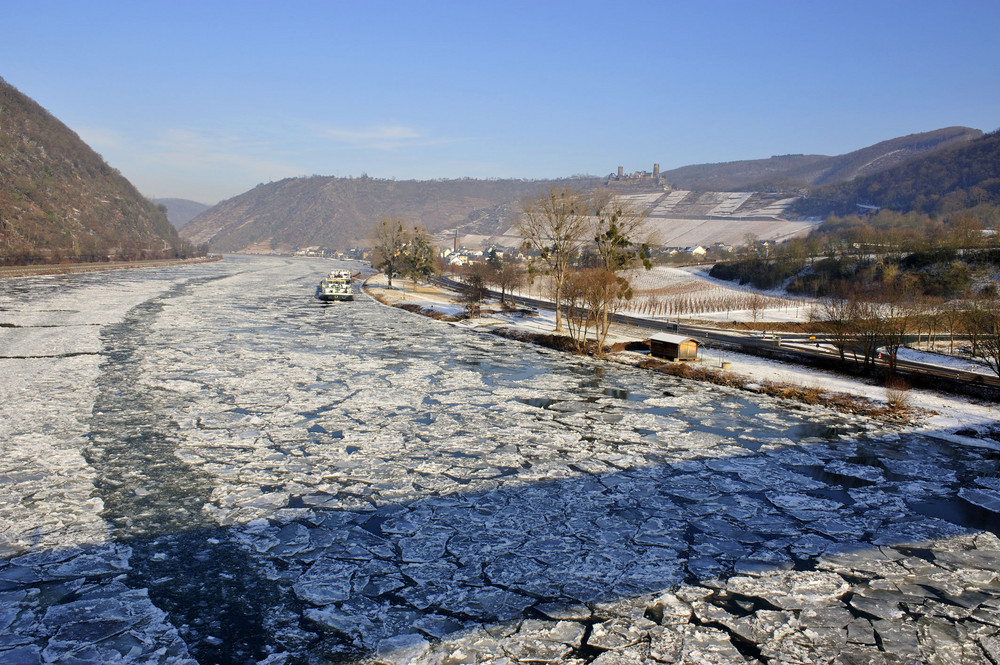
510, 265, 815, 324
2, 255, 1000, 664
621, 265, 811, 323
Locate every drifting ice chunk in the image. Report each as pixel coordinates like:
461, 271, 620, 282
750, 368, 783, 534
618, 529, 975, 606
726, 571, 851, 610
959, 487, 1000, 513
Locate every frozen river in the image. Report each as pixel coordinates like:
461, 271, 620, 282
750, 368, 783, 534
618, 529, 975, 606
2, 255, 1000, 664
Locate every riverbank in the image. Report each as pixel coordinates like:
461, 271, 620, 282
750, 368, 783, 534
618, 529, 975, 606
364, 272, 1000, 443
0, 255, 222, 279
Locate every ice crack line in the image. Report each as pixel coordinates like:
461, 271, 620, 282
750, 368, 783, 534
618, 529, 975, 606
85, 276, 288, 665
87, 281, 217, 538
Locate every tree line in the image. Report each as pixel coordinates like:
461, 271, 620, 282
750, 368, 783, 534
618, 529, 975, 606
710, 205, 1000, 378
370, 186, 1000, 378
808, 286, 1000, 379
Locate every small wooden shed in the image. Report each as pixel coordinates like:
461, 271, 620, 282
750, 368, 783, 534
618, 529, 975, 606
649, 333, 698, 361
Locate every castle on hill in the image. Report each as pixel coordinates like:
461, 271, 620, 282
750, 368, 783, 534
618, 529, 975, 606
606, 164, 670, 190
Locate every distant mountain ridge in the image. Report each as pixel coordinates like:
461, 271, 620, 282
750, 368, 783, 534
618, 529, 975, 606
183, 127, 987, 253
0, 77, 195, 264
154, 198, 211, 230
180, 175, 602, 253
794, 128, 1000, 217
659, 127, 982, 191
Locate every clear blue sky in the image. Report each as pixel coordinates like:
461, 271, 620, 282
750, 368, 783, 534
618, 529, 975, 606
4, 0, 999, 204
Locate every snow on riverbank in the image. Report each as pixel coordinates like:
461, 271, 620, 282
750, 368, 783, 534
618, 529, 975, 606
703, 347, 999, 439
365, 273, 1000, 442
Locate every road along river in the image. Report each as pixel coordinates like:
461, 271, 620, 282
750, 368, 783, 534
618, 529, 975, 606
2, 255, 1000, 664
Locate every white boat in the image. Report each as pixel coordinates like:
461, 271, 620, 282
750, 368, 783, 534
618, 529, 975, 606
316, 270, 354, 301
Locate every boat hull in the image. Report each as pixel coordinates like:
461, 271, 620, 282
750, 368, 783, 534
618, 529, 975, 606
316, 292, 354, 302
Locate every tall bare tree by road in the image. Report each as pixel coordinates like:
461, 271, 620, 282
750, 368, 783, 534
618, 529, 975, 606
970, 296, 1000, 379
517, 187, 589, 332
589, 189, 651, 349
371, 217, 436, 288
811, 292, 854, 361
370, 217, 407, 289
398, 225, 436, 283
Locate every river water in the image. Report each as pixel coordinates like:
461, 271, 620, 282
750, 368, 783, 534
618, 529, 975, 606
2, 255, 999, 664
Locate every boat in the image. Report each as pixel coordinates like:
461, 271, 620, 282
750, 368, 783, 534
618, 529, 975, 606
316, 270, 354, 301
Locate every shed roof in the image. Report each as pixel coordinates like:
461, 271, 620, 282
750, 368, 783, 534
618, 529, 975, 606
650, 333, 697, 345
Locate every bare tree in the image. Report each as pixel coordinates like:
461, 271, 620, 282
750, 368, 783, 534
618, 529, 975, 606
517, 186, 589, 332
589, 189, 651, 341
912, 298, 939, 350
561, 270, 593, 351
461, 262, 492, 318
484, 250, 525, 306
558, 267, 636, 354
970, 296, 1000, 378
585, 268, 634, 352
879, 297, 916, 374
940, 299, 965, 354
852, 297, 887, 371
370, 217, 407, 288
748, 292, 768, 328
495, 261, 525, 307
371, 218, 436, 289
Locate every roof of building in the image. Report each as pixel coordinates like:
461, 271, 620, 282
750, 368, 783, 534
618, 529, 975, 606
650, 333, 697, 345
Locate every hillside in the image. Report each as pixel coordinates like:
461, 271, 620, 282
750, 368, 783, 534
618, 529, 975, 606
793, 128, 1000, 218
659, 127, 981, 191
154, 198, 211, 230
180, 126, 989, 254
0, 77, 194, 264
180, 175, 601, 253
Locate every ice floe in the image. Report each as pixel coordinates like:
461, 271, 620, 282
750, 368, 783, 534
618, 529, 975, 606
2, 256, 1000, 664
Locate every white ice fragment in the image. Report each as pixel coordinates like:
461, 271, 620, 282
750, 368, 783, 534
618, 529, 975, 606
825, 460, 884, 483
726, 570, 851, 610
375, 633, 431, 664
959, 487, 1000, 513
767, 492, 843, 514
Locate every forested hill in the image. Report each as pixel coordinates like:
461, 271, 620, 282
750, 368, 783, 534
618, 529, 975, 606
180, 175, 601, 253
0, 77, 194, 265
794, 128, 1000, 218
659, 127, 981, 192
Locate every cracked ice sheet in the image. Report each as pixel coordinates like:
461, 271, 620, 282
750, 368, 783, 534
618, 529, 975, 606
0, 277, 170, 556
162, 341, 754, 522
0, 330, 118, 628
8, 257, 1000, 664
0, 353, 109, 556
202, 269, 1000, 661
0, 270, 207, 664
